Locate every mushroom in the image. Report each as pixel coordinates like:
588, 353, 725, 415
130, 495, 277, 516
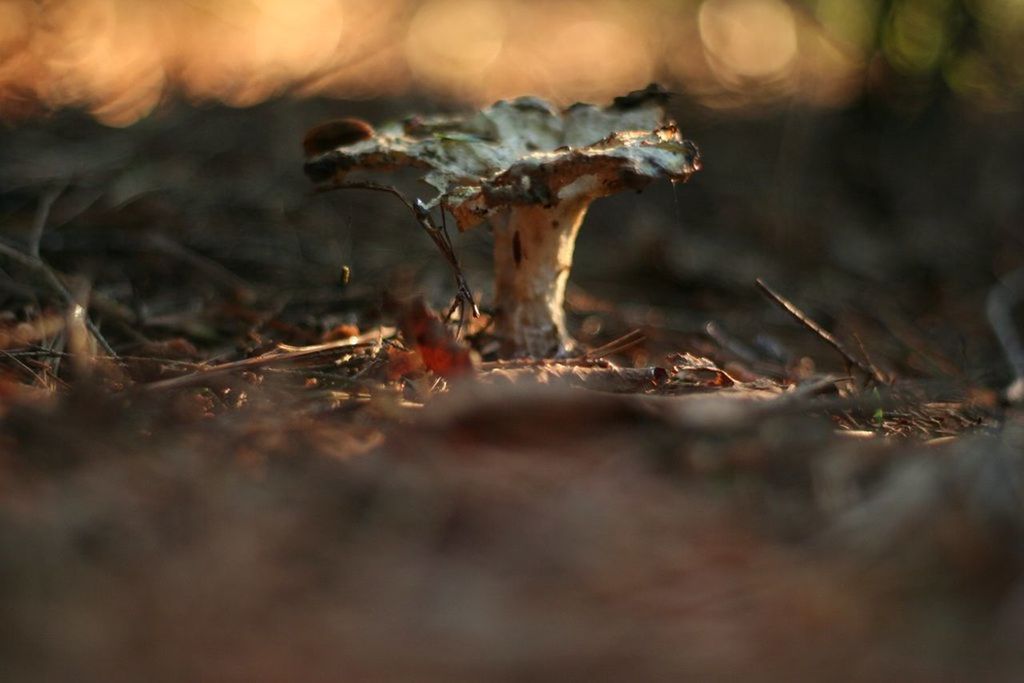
305, 84, 702, 357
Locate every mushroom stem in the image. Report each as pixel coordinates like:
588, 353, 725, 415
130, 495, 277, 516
491, 200, 589, 357
302, 89, 703, 358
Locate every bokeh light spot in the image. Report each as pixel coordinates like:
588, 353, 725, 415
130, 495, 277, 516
406, 0, 506, 92
883, 0, 950, 75
698, 0, 798, 82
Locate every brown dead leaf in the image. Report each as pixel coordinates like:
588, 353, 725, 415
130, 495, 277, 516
398, 298, 476, 380
385, 346, 425, 381
668, 352, 738, 387
0, 312, 65, 350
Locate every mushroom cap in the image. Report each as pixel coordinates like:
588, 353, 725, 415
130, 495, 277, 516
304, 84, 702, 230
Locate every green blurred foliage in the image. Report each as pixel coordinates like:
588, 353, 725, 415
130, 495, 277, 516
816, 0, 1024, 109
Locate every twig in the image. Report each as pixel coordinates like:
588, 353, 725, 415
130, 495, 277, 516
755, 277, 886, 384
0, 238, 116, 357
314, 181, 479, 335
275, 325, 395, 353
785, 375, 851, 400
434, 204, 481, 336
479, 357, 611, 371
852, 330, 888, 384
139, 338, 379, 392
0, 348, 50, 386
583, 329, 646, 360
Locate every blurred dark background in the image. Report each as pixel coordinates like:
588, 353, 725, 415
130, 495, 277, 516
1, 0, 1023, 382
4, 4, 1024, 681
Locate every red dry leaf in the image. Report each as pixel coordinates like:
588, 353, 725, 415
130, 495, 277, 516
398, 298, 475, 380
385, 346, 425, 381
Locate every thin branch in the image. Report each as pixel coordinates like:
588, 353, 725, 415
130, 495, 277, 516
583, 329, 646, 360
138, 338, 379, 392
755, 277, 886, 384
0, 239, 116, 357
435, 205, 480, 337
0, 348, 50, 386
478, 357, 611, 371
851, 330, 888, 384
314, 181, 479, 335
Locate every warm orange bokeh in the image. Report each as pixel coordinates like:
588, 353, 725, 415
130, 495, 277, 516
0, 0, 1007, 125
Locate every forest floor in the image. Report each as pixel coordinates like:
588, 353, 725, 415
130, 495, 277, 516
1, 95, 1023, 681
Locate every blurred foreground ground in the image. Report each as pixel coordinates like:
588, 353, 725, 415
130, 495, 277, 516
1, 78, 1024, 683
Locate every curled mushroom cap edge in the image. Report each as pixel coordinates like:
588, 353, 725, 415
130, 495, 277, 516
304, 85, 702, 358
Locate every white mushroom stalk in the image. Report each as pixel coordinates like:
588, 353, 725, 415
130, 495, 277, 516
305, 85, 702, 357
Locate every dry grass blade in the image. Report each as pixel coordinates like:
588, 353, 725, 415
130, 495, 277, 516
582, 329, 646, 360
756, 277, 886, 384
477, 357, 613, 371
314, 181, 479, 335
0, 312, 65, 350
139, 338, 379, 392
0, 239, 116, 357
